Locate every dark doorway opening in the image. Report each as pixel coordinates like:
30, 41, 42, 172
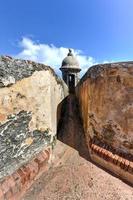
68, 74, 75, 93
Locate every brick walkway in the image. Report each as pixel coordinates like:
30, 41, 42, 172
23, 95, 133, 200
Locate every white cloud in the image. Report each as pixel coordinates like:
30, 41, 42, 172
15, 37, 97, 76
103, 60, 115, 64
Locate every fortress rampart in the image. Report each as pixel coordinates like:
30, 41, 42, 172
76, 62, 133, 184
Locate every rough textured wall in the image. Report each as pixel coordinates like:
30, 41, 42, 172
76, 62, 133, 158
0, 56, 68, 179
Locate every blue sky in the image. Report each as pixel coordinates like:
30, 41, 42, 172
0, 0, 133, 75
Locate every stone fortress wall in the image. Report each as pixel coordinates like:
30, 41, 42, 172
0, 56, 68, 180
76, 62, 133, 184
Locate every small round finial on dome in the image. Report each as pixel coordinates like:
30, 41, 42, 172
67, 49, 73, 56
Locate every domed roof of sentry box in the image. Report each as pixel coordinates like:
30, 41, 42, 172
60, 49, 81, 70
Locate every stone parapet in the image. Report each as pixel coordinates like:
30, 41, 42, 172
76, 62, 133, 184
0, 56, 68, 180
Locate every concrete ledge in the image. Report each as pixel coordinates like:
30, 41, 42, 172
90, 143, 133, 185
0, 147, 51, 200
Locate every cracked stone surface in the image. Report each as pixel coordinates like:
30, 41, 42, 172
0, 56, 62, 87
0, 110, 51, 180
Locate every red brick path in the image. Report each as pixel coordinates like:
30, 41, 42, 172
0, 148, 51, 200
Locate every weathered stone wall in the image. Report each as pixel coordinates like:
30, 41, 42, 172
76, 62, 133, 183
0, 56, 68, 180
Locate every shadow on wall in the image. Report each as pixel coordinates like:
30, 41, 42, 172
57, 94, 91, 161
